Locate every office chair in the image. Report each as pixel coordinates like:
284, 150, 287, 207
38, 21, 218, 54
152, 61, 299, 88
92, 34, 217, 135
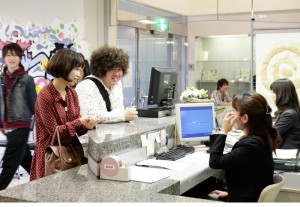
258, 174, 285, 202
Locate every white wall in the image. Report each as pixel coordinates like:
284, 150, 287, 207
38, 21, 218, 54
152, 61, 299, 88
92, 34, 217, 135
0, 0, 84, 24
0, 0, 107, 58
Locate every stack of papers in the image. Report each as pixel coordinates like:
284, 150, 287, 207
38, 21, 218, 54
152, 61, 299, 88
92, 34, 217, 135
177, 152, 210, 165
274, 149, 298, 159
130, 166, 172, 183
131, 159, 192, 183
135, 159, 191, 171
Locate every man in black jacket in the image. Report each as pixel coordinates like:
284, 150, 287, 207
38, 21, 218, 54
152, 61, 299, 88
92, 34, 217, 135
0, 43, 37, 190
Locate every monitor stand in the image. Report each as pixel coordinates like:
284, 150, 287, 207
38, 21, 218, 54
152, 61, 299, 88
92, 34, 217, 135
137, 106, 175, 118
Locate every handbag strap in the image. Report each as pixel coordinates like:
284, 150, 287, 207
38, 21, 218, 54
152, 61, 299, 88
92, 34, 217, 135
50, 126, 62, 147
85, 77, 111, 111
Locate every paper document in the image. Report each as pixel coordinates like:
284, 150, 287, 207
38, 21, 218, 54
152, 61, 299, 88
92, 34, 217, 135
177, 152, 210, 165
136, 159, 191, 171
274, 149, 298, 159
130, 166, 172, 183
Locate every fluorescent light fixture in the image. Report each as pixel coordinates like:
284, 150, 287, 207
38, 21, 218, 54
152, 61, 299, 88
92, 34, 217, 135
256, 14, 267, 19
166, 41, 174, 44
204, 34, 249, 38
137, 20, 157, 24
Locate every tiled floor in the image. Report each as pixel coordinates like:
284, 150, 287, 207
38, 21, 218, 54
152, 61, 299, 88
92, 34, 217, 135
0, 132, 30, 189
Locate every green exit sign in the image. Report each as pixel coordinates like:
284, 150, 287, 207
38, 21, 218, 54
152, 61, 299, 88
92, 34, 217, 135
154, 17, 169, 32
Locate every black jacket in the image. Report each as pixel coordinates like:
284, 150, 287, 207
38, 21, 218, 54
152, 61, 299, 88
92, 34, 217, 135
275, 108, 300, 149
0, 68, 37, 127
209, 134, 274, 202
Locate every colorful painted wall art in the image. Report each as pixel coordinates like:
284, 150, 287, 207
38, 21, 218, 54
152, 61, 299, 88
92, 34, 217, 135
0, 18, 88, 93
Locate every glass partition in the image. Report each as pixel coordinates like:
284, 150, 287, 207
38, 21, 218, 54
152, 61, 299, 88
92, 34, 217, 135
118, 26, 187, 108
117, 26, 138, 107
195, 35, 253, 97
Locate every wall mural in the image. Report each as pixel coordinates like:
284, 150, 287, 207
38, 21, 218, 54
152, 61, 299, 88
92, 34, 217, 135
256, 33, 300, 112
0, 18, 88, 93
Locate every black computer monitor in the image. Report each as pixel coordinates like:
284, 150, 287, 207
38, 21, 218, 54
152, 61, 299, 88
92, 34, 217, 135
147, 67, 178, 107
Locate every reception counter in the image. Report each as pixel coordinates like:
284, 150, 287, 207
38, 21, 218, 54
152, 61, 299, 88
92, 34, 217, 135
86, 116, 177, 176
0, 163, 212, 202
87, 116, 175, 163
0, 116, 217, 202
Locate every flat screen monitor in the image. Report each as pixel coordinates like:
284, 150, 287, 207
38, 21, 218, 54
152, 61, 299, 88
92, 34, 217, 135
175, 102, 216, 145
147, 67, 178, 107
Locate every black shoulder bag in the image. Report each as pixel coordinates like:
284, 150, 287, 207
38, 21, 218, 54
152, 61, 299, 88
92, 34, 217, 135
85, 77, 111, 111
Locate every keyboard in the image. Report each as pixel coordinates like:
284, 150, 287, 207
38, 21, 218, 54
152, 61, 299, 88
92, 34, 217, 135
156, 145, 195, 161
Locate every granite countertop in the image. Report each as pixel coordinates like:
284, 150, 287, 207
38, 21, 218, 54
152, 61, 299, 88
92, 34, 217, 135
88, 116, 175, 143
88, 116, 176, 162
0, 164, 214, 202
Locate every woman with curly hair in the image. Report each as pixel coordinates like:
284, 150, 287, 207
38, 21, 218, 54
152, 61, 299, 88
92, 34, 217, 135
75, 45, 138, 123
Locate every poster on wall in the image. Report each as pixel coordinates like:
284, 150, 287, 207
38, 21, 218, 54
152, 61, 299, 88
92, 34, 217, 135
256, 32, 300, 113
0, 17, 88, 93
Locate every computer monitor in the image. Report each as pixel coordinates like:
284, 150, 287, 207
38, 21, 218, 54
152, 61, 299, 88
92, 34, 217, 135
147, 67, 177, 107
175, 102, 216, 145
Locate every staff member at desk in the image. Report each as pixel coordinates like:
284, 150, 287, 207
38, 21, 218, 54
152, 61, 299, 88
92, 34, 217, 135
209, 92, 282, 202
211, 78, 232, 106
270, 78, 300, 149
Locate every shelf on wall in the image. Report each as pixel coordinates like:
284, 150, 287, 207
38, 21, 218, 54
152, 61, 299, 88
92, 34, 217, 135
229, 80, 250, 83
197, 80, 218, 83
196, 60, 251, 62
197, 80, 250, 83
195, 35, 253, 94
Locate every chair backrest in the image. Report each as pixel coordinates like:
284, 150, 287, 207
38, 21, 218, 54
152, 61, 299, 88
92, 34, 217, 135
258, 174, 285, 202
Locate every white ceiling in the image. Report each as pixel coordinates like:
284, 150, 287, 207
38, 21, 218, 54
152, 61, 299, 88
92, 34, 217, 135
119, 0, 300, 24
130, 0, 300, 16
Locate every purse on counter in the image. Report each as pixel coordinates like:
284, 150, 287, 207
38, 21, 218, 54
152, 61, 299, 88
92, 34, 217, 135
45, 126, 87, 176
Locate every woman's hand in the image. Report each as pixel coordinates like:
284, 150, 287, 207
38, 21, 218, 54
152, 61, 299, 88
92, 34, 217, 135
124, 108, 138, 121
221, 112, 238, 134
209, 190, 228, 199
80, 115, 98, 129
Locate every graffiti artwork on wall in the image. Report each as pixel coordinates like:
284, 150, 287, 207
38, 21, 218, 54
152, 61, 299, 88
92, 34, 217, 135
256, 33, 300, 112
0, 18, 88, 93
